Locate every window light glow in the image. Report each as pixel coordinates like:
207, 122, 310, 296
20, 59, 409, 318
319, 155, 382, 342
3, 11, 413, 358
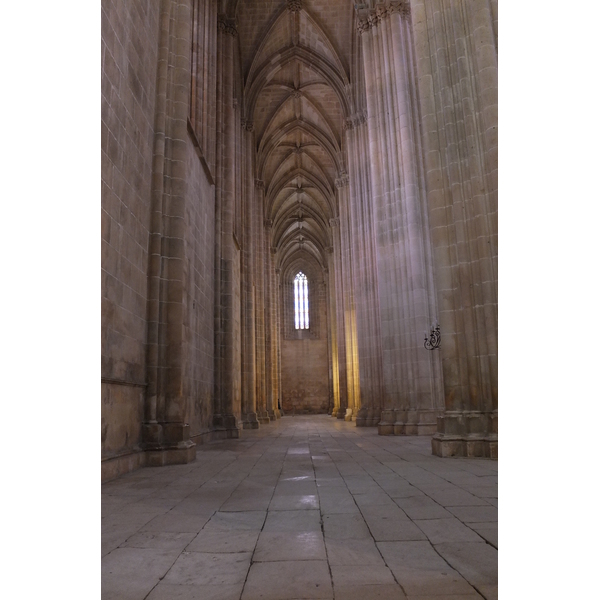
294, 272, 309, 329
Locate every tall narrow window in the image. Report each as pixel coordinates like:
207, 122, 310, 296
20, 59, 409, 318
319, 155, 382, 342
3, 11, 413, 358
294, 272, 309, 329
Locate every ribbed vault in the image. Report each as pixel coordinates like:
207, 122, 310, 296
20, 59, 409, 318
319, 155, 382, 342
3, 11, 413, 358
243, 0, 349, 275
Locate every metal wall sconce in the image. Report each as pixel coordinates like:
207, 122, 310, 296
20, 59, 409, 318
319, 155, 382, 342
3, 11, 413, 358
424, 322, 441, 350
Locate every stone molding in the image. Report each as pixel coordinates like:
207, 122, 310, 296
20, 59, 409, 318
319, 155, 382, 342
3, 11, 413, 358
217, 16, 237, 37
255, 179, 265, 189
264, 219, 273, 228
287, 0, 302, 13
356, 1, 410, 34
344, 112, 367, 130
329, 217, 340, 227
335, 174, 349, 188
291, 89, 302, 99
241, 119, 254, 132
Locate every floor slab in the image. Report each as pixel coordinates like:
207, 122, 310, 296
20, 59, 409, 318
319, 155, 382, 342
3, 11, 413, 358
102, 416, 497, 599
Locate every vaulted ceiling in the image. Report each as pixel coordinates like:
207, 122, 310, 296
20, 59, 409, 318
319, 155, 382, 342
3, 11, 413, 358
232, 0, 354, 275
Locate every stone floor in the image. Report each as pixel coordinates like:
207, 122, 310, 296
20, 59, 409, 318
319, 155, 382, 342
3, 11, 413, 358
102, 416, 498, 600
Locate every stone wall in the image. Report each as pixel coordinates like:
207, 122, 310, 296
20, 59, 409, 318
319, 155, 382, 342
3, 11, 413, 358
281, 273, 329, 414
101, 0, 160, 475
183, 131, 217, 443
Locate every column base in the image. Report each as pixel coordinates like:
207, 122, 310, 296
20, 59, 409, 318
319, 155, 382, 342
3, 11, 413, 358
212, 414, 241, 439
257, 411, 271, 424
377, 410, 396, 435
355, 406, 368, 427
336, 407, 346, 419
142, 422, 197, 466
344, 408, 353, 422
242, 412, 259, 429
366, 408, 381, 427
432, 434, 497, 459
432, 411, 498, 458
393, 409, 443, 435
145, 441, 196, 467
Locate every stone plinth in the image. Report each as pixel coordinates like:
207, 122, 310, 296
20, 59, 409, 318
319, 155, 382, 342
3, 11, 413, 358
432, 411, 498, 459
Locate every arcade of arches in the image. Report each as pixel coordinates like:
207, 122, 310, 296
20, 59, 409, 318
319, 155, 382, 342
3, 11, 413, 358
101, 0, 498, 481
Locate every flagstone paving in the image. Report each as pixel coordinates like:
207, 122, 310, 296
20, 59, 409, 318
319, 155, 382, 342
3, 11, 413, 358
102, 416, 497, 600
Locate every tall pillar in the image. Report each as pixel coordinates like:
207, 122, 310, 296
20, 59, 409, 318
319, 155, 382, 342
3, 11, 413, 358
264, 220, 278, 420
345, 114, 384, 427
254, 179, 269, 424
142, 0, 196, 466
336, 175, 360, 421
241, 123, 258, 429
411, 0, 498, 457
329, 217, 349, 419
357, 1, 443, 436
213, 14, 241, 438
326, 250, 340, 417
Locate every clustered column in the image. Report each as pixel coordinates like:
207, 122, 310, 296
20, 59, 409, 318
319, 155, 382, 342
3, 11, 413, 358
329, 217, 349, 420
357, 0, 443, 435
336, 176, 360, 421
411, 0, 498, 457
344, 114, 384, 427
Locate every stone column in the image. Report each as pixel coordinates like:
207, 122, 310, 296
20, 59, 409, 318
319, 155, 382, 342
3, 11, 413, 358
326, 249, 340, 417
336, 175, 360, 422
345, 114, 384, 427
213, 14, 240, 438
253, 179, 269, 424
276, 267, 283, 412
411, 0, 498, 457
264, 220, 278, 420
329, 217, 348, 419
241, 124, 258, 429
142, 0, 196, 465
357, 1, 443, 436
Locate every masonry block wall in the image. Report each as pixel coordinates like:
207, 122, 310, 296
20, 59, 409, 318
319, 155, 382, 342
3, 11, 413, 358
101, 0, 160, 478
280, 265, 330, 414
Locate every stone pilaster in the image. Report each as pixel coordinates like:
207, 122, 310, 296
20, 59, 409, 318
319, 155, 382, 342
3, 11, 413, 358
241, 124, 258, 430
253, 179, 269, 424
213, 13, 241, 438
142, 0, 196, 465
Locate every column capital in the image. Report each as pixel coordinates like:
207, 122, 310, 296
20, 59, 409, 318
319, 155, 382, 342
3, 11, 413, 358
329, 217, 340, 227
335, 176, 349, 189
217, 15, 238, 36
241, 119, 254, 132
343, 112, 367, 130
335, 174, 349, 189
264, 219, 273, 229
255, 179, 265, 190
356, 1, 410, 34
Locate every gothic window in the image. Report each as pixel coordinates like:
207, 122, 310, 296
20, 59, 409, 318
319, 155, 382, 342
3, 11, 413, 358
294, 272, 309, 329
